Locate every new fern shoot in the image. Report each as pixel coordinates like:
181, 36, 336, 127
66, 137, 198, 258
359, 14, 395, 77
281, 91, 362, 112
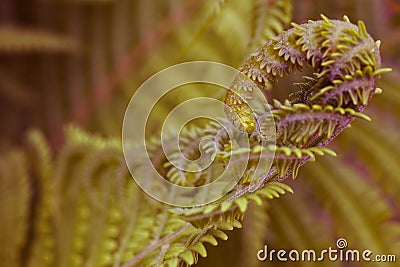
0, 8, 393, 267
146, 15, 390, 267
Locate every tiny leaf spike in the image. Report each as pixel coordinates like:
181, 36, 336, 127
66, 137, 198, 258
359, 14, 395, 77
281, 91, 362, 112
224, 15, 390, 182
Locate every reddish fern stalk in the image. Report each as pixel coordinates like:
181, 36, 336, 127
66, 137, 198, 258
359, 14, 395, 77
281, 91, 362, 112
225, 15, 390, 189
128, 15, 391, 267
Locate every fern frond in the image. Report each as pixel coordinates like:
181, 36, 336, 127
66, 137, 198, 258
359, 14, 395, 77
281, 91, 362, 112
340, 121, 400, 201
183, 0, 230, 54
223, 15, 386, 188
268, 189, 340, 267
239, 202, 269, 267
303, 158, 400, 257
1, 5, 394, 266
26, 131, 56, 267
121, 17, 390, 266
247, 0, 293, 51
0, 149, 30, 267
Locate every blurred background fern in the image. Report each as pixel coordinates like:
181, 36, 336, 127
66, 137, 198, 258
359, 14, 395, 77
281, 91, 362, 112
0, 0, 399, 266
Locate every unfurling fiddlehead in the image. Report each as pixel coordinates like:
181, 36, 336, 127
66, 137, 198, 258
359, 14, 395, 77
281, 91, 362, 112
224, 14, 390, 183
6, 14, 390, 267
147, 15, 391, 267
161, 14, 389, 261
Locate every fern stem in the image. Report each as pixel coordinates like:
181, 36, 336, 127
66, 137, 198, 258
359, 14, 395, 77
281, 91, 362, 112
121, 223, 192, 267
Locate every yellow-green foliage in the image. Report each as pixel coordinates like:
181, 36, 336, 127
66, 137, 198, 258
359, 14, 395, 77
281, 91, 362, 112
1, 1, 400, 267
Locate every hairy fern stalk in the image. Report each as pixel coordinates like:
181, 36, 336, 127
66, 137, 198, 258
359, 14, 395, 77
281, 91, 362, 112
137, 15, 391, 266
225, 15, 389, 184
0, 14, 392, 267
